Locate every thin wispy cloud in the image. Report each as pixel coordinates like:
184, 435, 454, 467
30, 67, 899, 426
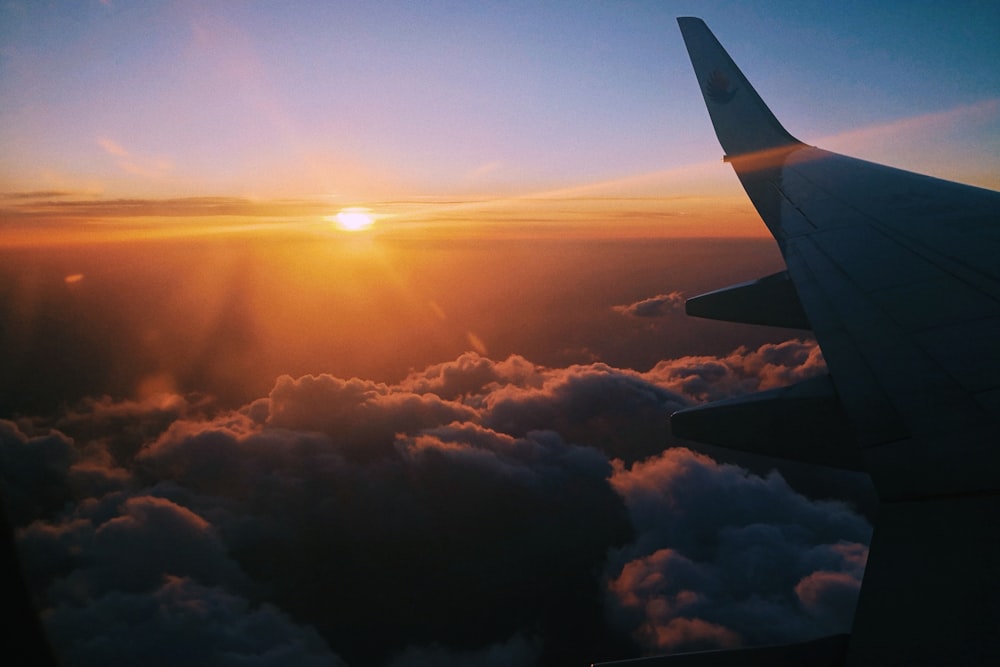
97, 136, 173, 180
463, 160, 504, 182
817, 98, 1000, 149
816, 98, 1000, 187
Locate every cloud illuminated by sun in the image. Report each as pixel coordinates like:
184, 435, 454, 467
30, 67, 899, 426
329, 207, 375, 232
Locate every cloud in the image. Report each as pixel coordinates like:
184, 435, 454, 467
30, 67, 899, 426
479, 360, 688, 462
97, 136, 173, 180
606, 447, 871, 654
0, 420, 79, 526
614, 292, 685, 318
1, 343, 868, 665
19, 494, 248, 601
261, 372, 480, 459
644, 339, 826, 403
386, 633, 540, 667
462, 161, 504, 183
0, 190, 86, 200
2, 195, 332, 221
43, 576, 344, 667
397, 352, 542, 401
133, 417, 628, 665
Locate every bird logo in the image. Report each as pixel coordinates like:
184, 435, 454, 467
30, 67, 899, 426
705, 69, 738, 103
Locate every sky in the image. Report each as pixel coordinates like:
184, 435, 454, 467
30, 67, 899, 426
0, 2, 997, 666
1, 0, 998, 237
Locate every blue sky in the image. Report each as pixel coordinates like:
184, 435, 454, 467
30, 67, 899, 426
1, 0, 998, 200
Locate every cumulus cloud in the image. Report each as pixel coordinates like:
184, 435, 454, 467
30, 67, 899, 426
386, 633, 540, 667
644, 338, 826, 402
0, 342, 868, 666
398, 352, 543, 401
614, 292, 685, 318
44, 576, 344, 667
0, 420, 80, 525
606, 447, 870, 654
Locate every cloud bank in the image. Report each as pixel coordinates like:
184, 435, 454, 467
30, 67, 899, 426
2, 342, 869, 666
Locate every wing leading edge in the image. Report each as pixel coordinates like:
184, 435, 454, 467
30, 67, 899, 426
599, 17, 1000, 667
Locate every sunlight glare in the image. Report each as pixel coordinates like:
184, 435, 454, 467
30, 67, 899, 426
331, 207, 375, 232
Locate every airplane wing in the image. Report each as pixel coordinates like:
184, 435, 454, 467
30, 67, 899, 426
597, 17, 1000, 666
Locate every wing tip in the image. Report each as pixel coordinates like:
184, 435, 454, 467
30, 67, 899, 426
676, 17, 799, 157
676, 16, 706, 32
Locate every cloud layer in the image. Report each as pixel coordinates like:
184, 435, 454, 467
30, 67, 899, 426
2, 342, 869, 666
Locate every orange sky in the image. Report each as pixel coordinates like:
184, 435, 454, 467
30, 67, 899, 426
0, 156, 770, 248
2, 1, 996, 411
0, 230, 795, 416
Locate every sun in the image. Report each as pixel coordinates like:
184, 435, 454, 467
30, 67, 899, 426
331, 207, 375, 232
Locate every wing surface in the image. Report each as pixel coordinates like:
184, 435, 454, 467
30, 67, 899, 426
645, 17, 1000, 666
676, 15, 1000, 498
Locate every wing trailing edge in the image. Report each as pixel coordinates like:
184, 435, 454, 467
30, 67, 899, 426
592, 633, 849, 666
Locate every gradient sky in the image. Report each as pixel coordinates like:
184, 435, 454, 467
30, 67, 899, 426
2, 0, 998, 209
0, 3, 996, 665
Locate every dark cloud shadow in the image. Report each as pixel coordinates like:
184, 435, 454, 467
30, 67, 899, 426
2, 345, 872, 666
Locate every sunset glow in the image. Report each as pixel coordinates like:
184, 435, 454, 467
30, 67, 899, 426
0, 2, 996, 665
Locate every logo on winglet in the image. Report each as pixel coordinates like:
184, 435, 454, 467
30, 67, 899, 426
705, 70, 738, 104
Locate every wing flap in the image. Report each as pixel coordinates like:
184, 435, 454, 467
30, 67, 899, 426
671, 374, 862, 470
685, 271, 810, 329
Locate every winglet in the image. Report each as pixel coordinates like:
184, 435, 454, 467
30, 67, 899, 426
677, 17, 801, 157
